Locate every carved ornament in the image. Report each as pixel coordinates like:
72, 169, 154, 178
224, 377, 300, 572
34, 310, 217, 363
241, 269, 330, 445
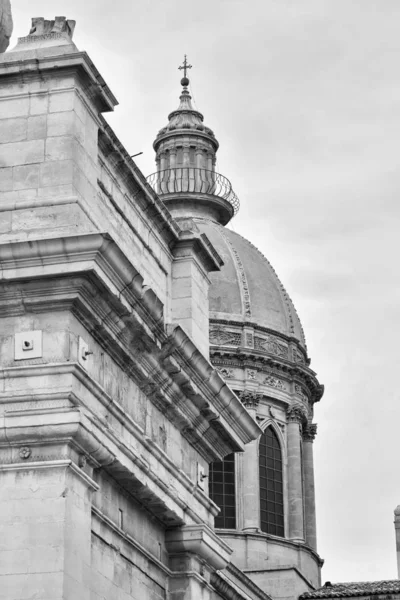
286, 404, 307, 424
254, 335, 288, 359
217, 367, 234, 380
246, 369, 257, 381
264, 375, 285, 390
19, 447, 31, 460
239, 390, 262, 410
294, 383, 308, 402
293, 347, 306, 364
245, 333, 254, 348
303, 423, 318, 442
209, 327, 241, 347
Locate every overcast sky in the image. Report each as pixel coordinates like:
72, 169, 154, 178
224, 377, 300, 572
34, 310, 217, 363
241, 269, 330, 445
12, 0, 400, 584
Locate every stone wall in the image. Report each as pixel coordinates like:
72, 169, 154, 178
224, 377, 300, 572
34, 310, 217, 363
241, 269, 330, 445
0, 19, 263, 600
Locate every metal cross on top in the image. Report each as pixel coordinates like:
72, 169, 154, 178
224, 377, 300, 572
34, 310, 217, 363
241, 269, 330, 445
178, 55, 192, 78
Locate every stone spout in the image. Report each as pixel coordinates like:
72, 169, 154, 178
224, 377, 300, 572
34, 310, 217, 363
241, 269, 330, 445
0, 0, 13, 52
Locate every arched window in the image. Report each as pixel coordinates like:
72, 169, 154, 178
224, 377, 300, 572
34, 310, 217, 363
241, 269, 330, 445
259, 427, 284, 536
209, 453, 236, 529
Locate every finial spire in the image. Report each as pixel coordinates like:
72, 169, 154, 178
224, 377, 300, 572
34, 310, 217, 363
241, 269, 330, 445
178, 55, 192, 87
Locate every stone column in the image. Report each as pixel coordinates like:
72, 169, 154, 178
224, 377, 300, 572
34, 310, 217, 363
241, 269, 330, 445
240, 391, 261, 531
394, 506, 400, 577
183, 144, 190, 167
303, 423, 318, 550
286, 405, 306, 541
195, 149, 203, 192
170, 148, 177, 168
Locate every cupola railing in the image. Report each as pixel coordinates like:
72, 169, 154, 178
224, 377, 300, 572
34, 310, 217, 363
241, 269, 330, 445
146, 167, 240, 216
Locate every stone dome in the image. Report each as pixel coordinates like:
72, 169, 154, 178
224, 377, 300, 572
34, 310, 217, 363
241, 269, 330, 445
194, 218, 307, 350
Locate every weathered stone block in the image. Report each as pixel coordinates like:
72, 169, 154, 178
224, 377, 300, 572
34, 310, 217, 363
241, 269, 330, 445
0, 210, 11, 232
0, 140, 44, 168
40, 159, 74, 187
37, 183, 75, 198
11, 204, 92, 233
0, 166, 12, 190
0, 117, 27, 143
30, 93, 49, 116
49, 90, 75, 113
27, 115, 47, 140
13, 164, 40, 190
45, 136, 74, 161
0, 97, 29, 119
47, 111, 74, 137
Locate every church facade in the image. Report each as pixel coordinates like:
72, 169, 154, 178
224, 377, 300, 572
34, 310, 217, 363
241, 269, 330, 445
0, 17, 324, 600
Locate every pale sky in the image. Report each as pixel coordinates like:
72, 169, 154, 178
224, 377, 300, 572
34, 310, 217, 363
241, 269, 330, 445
11, 0, 400, 584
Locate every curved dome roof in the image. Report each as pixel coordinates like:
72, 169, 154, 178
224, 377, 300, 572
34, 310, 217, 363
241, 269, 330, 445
195, 218, 307, 349
154, 85, 218, 149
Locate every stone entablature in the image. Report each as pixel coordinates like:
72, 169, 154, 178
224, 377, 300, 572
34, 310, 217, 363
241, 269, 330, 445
209, 320, 309, 366
211, 349, 323, 408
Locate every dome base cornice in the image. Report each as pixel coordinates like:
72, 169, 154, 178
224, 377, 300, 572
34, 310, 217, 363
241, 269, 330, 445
210, 347, 324, 404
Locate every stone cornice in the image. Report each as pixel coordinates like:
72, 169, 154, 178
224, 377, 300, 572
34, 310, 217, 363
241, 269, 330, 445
210, 349, 324, 404
165, 524, 232, 571
0, 233, 260, 456
0, 49, 118, 113
0, 232, 164, 336
217, 530, 324, 568
212, 564, 274, 600
164, 325, 261, 447
0, 361, 218, 518
172, 230, 223, 274
0, 402, 219, 527
209, 318, 309, 358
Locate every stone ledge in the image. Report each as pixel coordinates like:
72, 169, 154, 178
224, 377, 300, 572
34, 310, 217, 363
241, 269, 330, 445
166, 523, 233, 571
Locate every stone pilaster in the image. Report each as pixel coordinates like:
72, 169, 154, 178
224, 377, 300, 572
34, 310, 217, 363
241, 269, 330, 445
239, 391, 262, 531
286, 405, 306, 541
303, 423, 318, 550
0, 458, 98, 599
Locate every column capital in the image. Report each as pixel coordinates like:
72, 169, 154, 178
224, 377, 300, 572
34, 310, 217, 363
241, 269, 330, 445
239, 390, 262, 410
303, 423, 318, 442
286, 403, 307, 424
